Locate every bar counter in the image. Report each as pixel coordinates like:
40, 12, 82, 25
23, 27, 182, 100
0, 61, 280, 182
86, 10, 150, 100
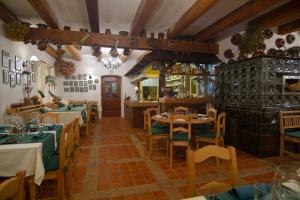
159, 97, 208, 113
124, 100, 159, 128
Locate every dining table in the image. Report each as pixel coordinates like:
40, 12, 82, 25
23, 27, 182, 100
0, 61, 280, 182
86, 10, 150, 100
0, 124, 63, 185
152, 113, 213, 125
49, 105, 87, 125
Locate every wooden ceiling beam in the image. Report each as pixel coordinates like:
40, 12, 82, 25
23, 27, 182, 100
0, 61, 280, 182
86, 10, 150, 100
27, 28, 219, 54
130, 0, 161, 36
28, 0, 81, 61
194, 0, 283, 42
85, 0, 99, 33
278, 18, 300, 35
250, 0, 300, 30
0, 1, 61, 60
167, 0, 219, 39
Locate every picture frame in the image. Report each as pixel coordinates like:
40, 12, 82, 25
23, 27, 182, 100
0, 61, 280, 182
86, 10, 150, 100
63, 81, 68, 86
74, 81, 78, 86
93, 85, 96, 90
69, 81, 73, 86
31, 64, 37, 73
2, 50, 9, 68
88, 80, 93, 85
80, 87, 84, 92
9, 59, 15, 72
83, 74, 88, 80
79, 81, 83, 86
70, 87, 75, 92
16, 73, 21, 85
15, 56, 22, 71
3, 69, 9, 84
71, 75, 76, 80
77, 74, 82, 80
75, 87, 79, 92
84, 81, 88, 86
89, 85, 92, 90
64, 88, 69, 92
9, 73, 15, 87
32, 73, 36, 82
27, 74, 31, 85
84, 87, 88, 92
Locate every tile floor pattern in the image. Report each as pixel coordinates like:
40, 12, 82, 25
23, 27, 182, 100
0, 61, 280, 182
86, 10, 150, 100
38, 117, 300, 200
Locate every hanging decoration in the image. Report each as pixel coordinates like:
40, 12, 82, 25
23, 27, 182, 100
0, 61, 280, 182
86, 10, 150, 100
45, 75, 56, 88
55, 60, 75, 76
4, 20, 29, 41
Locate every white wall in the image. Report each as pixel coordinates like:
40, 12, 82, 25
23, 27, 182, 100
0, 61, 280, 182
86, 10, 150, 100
0, 21, 55, 122
217, 29, 300, 62
55, 47, 146, 117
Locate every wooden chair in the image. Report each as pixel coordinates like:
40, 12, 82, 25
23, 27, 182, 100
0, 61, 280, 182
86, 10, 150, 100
72, 118, 81, 178
80, 105, 91, 136
195, 113, 226, 149
29, 122, 74, 200
169, 114, 192, 168
143, 110, 149, 154
39, 112, 59, 124
279, 110, 300, 158
0, 171, 26, 200
193, 108, 217, 134
88, 101, 99, 123
174, 106, 188, 114
146, 108, 169, 158
187, 145, 239, 197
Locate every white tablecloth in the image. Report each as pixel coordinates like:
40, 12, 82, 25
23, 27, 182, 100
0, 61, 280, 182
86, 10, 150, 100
50, 111, 83, 125
0, 143, 44, 185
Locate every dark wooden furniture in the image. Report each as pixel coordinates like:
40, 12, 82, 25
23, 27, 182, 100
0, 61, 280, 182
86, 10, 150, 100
215, 56, 300, 157
124, 100, 159, 128
101, 75, 121, 117
159, 98, 207, 113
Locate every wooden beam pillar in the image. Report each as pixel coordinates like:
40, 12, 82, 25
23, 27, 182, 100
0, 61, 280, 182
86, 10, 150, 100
167, 0, 219, 39
278, 18, 300, 35
85, 0, 99, 33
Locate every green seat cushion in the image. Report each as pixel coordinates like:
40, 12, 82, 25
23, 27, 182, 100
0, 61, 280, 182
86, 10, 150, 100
194, 132, 219, 139
193, 124, 213, 130
59, 103, 65, 108
151, 127, 169, 135
45, 155, 59, 171
172, 132, 188, 141
152, 122, 169, 129
285, 130, 300, 138
40, 108, 47, 114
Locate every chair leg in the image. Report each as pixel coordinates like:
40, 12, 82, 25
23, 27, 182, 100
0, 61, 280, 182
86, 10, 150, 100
145, 136, 149, 155
196, 139, 199, 149
170, 143, 173, 169
29, 178, 36, 200
280, 135, 284, 158
58, 171, 65, 200
149, 137, 153, 159
166, 138, 169, 156
65, 161, 73, 197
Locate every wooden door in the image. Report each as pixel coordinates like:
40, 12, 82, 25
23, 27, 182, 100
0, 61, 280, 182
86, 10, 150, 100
101, 76, 121, 117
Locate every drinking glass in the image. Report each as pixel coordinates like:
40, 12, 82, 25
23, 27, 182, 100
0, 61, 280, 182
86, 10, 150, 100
254, 183, 272, 200
272, 162, 300, 200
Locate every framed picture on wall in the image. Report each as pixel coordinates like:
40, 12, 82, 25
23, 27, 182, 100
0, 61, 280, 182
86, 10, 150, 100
9, 59, 15, 72
9, 73, 15, 87
3, 69, 9, 84
80, 87, 84, 92
16, 73, 21, 85
79, 81, 83, 86
2, 50, 9, 68
32, 74, 36, 82
69, 81, 73, 86
88, 80, 93, 85
15, 56, 22, 71
31, 65, 37, 73
71, 75, 76, 80
64, 88, 69, 92
84, 81, 88, 86
83, 74, 88, 80
77, 74, 82, 80
89, 85, 92, 90
63, 81, 68, 86
93, 85, 96, 90
27, 74, 31, 85
84, 87, 88, 92
75, 87, 79, 92
70, 87, 74, 92
74, 81, 78, 86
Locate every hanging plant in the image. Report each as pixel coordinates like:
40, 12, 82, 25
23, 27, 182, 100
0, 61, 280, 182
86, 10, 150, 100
55, 60, 75, 76
4, 20, 29, 41
45, 75, 56, 87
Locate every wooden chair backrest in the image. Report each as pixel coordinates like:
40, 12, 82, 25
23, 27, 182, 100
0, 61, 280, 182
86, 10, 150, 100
146, 107, 159, 135
187, 145, 238, 197
0, 170, 26, 200
40, 112, 59, 124
175, 106, 188, 114
73, 118, 80, 144
58, 122, 73, 170
279, 111, 300, 134
86, 105, 92, 124
208, 108, 217, 130
143, 110, 148, 132
216, 113, 226, 138
170, 114, 192, 140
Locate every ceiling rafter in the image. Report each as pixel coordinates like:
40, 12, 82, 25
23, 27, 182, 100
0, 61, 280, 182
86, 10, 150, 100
130, 0, 161, 36
85, 0, 99, 33
278, 18, 300, 35
167, 0, 219, 39
26, 28, 219, 54
0, 2, 61, 60
194, 0, 283, 42
27, 0, 81, 61
249, 0, 300, 30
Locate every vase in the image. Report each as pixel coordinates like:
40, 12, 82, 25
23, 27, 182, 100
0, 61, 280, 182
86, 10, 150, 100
275, 38, 285, 49
286, 34, 295, 44
263, 29, 273, 39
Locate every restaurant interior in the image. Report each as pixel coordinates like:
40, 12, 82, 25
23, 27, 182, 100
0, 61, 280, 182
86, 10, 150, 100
0, 0, 300, 199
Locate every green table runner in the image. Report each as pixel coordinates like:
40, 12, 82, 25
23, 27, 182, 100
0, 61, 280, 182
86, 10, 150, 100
52, 105, 87, 122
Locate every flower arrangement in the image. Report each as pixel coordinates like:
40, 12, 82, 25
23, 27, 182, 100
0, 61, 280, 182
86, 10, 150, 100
55, 60, 75, 76
4, 20, 29, 41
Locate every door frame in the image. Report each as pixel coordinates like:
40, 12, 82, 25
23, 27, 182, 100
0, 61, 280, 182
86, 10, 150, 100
101, 75, 122, 117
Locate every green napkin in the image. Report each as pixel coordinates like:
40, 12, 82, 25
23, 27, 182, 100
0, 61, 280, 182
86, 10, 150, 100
33, 132, 49, 139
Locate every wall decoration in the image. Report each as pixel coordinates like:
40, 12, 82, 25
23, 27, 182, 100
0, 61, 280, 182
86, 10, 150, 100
94, 79, 99, 83
3, 70, 9, 84
9, 59, 15, 72
88, 80, 93, 84
2, 50, 9, 68
75, 87, 79, 92
79, 81, 83, 86
286, 34, 295, 45
84, 87, 88, 92
31, 64, 37, 73
9, 73, 16, 87
74, 81, 78, 86
4, 20, 30, 41
84, 81, 88, 86
70, 87, 75, 92
80, 87, 84, 92
89, 85, 92, 90
16, 73, 21, 85
71, 75, 76, 80
83, 74, 88, 80
27, 74, 31, 85
32, 74, 36, 82
69, 81, 73, 86
93, 85, 96, 90
15, 56, 22, 71
64, 88, 69, 92
63, 81, 68, 86
77, 74, 82, 80
55, 60, 75, 77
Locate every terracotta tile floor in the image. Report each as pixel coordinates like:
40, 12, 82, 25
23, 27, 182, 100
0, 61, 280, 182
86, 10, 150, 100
39, 117, 300, 200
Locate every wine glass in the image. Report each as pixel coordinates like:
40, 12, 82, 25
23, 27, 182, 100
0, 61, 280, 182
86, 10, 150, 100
13, 114, 24, 136
272, 162, 300, 199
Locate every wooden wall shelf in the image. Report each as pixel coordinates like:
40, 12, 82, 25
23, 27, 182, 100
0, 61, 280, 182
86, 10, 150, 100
6, 102, 60, 114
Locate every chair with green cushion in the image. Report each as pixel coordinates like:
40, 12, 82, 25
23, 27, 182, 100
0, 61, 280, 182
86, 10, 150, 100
145, 108, 170, 158
193, 108, 217, 134
169, 114, 192, 168
29, 122, 74, 200
279, 111, 300, 158
194, 112, 226, 149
